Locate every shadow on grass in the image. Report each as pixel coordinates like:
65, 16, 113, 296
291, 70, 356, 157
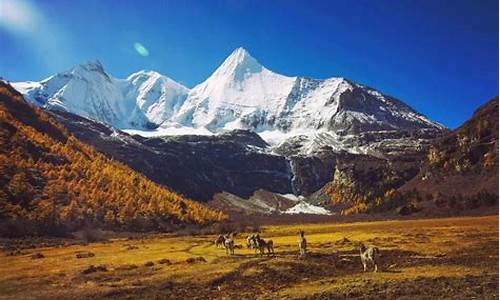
85, 246, 498, 299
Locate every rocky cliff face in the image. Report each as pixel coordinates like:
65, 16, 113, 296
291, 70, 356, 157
49, 111, 297, 201
315, 97, 498, 215
51, 109, 390, 202
401, 97, 499, 198
313, 151, 424, 212
49, 104, 443, 207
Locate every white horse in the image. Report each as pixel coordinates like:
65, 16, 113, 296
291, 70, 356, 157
358, 243, 379, 272
224, 234, 235, 256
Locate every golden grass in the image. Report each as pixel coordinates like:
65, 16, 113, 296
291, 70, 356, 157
0, 215, 498, 299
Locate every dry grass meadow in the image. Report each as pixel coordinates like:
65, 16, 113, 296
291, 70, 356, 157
0, 215, 498, 299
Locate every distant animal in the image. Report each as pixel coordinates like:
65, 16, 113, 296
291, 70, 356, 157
298, 230, 307, 257
215, 235, 226, 248
246, 235, 255, 249
247, 234, 260, 250
358, 243, 379, 272
252, 234, 274, 256
224, 234, 235, 256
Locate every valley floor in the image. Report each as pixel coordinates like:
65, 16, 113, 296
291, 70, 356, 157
0, 215, 498, 299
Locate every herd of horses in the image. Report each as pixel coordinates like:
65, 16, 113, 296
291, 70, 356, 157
214, 232, 274, 256
214, 230, 380, 272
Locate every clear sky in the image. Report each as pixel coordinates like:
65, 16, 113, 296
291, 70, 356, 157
0, 0, 498, 128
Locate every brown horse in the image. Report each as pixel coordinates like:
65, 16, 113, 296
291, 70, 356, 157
298, 230, 307, 257
214, 234, 225, 248
252, 234, 274, 256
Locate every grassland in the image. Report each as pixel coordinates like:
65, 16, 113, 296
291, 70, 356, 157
0, 215, 498, 299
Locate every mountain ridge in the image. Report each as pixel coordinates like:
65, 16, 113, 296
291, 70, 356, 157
12, 48, 445, 156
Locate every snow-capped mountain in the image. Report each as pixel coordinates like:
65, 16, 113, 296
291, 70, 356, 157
12, 61, 188, 129
12, 47, 445, 156
174, 47, 443, 136
170, 47, 444, 154
173, 47, 297, 130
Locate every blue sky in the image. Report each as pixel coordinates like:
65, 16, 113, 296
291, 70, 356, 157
0, 0, 498, 128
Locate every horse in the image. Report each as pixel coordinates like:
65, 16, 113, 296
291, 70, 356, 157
252, 234, 274, 256
215, 234, 225, 248
246, 234, 259, 250
298, 230, 307, 257
224, 234, 235, 256
358, 243, 379, 272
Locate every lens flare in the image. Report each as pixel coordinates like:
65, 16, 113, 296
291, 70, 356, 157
133, 42, 149, 57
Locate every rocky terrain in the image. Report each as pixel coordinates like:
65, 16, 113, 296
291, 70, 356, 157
401, 97, 499, 197
319, 97, 499, 216
48, 108, 435, 208
50, 110, 293, 201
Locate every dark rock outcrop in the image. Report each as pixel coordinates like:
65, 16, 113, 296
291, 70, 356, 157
49, 109, 437, 204
50, 111, 296, 201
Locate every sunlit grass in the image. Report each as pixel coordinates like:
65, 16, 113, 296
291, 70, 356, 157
0, 215, 497, 299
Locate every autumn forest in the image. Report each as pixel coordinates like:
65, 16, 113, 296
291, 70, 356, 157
0, 82, 226, 237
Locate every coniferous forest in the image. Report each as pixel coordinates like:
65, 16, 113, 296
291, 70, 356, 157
0, 82, 226, 237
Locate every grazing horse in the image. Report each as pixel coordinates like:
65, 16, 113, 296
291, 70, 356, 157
298, 230, 307, 257
358, 243, 379, 272
215, 234, 226, 248
224, 234, 235, 256
252, 234, 274, 256
247, 234, 259, 250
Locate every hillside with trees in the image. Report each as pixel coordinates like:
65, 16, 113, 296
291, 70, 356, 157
321, 97, 498, 216
0, 82, 226, 237
399, 97, 498, 210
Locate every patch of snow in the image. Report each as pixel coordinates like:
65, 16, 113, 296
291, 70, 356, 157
284, 201, 332, 215
278, 193, 301, 202
123, 126, 214, 137
258, 129, 298, 146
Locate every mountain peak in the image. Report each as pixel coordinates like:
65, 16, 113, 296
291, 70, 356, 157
213, 47, 263, 81
128, 69, 163, 80
78, 59, 105, 71
229, 47, 252, 60
127, 70, 189, 92
70, 59, 110, 80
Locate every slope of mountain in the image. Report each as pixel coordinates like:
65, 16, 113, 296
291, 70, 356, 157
48, 109, 302, 201
209, 190, 331, 215
400, 97, 499, 198
13, 48, 445, 156
44, 107, 424, 206
318, 97, 498, 216
0, 82, 225, 237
